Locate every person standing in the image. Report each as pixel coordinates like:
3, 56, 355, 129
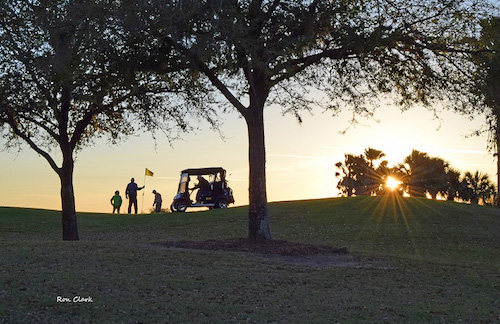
110, 190, 122, 214
152, 190, 162, 213
125, 178, 144, 214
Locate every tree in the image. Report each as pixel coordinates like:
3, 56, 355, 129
335, 148, 389, 197
445, 167, 462, 201
425, 157, 449, 200
459, 171, 496, 205
0, 1, 213, 240
398, 150, 449, 199
363, 148, 388, 195
137, 0, 489, 240
400, 150, 431, 197
471, 17, 500, 206
335, 154, 369, 197
364, 148, 386, 169
335, 158, 355, 197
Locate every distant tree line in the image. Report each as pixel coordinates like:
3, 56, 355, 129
335, 148, 497, 205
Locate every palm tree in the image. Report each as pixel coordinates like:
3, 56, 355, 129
402, 150, 431, 197
459, 171, 496, 205
335, 154, 368, 197
336, 148, 389, 197
364, 148, 386, 169
363, 148, 388, 195
401, 150, 449, 199
445, 168, 462, 201
335, 159, 355, 197
425, 158, 449, 200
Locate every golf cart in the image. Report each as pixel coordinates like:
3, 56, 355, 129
170, 167, 235, 212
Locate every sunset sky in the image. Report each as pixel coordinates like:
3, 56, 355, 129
0, 98, 494, 214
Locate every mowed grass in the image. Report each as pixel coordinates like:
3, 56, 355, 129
1, 195, 499, 323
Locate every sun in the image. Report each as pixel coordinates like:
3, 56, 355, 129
386, 176, 400, 190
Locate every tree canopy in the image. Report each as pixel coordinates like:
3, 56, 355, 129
0, 0, 216, 239
130, 0, 494, 239
469, 16, 500, 205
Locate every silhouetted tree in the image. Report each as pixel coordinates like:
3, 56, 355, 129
399, 150, 449, 199
364, 148, 386, 169
459, 171, 496, 205
470, 17, 500, 206
376, 160, 394, 192
0, 1, 214, 240
400, 150, 431, 197
445, 167, 462, 201
426, 158, 449, 200
336, 148, 389, 196
131, 0, 489, 240
335, 154, 368, 196
364, 148, 388, 195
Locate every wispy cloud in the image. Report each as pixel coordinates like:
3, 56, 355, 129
442, 149, 489, 154
22, 194, 55, 198
268, 153, 323, 160
152, 176, 181, 180
318, 145, 358, 151
453, 163, 493, 167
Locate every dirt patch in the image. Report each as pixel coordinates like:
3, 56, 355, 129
150, 238, 389, 268
152, 239, 389, 269
156, 238, 348, 256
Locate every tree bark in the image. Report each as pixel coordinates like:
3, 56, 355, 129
496, 114, 500, 207
245, 104, 272, 241
59, 155, 79, 240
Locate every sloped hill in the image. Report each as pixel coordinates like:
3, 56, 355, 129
267, 195, 500, 265
1, 195, 499, 265
1, 196, 499, 323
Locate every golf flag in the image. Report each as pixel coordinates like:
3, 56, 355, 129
145, 168, 154, 177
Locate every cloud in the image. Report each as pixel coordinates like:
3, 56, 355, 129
268, 153, 323, 160
442, 149, 489, 154
152, 176, 181, 180
318, 145, 359, 151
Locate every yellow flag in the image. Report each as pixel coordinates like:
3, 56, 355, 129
145, 168, 154, 177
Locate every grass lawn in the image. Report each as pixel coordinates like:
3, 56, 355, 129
1, 195, 499, 323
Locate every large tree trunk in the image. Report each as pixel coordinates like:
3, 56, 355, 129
59, 156, 79, 240
496, 114, 500, 208
245, 104, 272, 241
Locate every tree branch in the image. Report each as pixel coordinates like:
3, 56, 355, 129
270, 48, 357, 87
18, 113, 60, 141
3, 108, 61, 174
163, 37, 249, 118
0, 21, 56, 108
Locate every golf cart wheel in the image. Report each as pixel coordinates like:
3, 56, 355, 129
175, 200, 188, 212
170, 202, 177, 212
215, 199, 228, 209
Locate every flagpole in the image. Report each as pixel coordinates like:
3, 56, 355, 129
142, 168, 154, 214
142, 170, 146, 214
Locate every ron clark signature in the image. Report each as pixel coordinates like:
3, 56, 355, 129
56, 296, 93, 303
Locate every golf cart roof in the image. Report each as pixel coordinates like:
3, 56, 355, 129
181, 167, 226, 175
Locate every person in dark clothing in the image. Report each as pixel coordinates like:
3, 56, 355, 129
152, 190, 162, 213
125, 178, 144, 214
191, 175, 211, 202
